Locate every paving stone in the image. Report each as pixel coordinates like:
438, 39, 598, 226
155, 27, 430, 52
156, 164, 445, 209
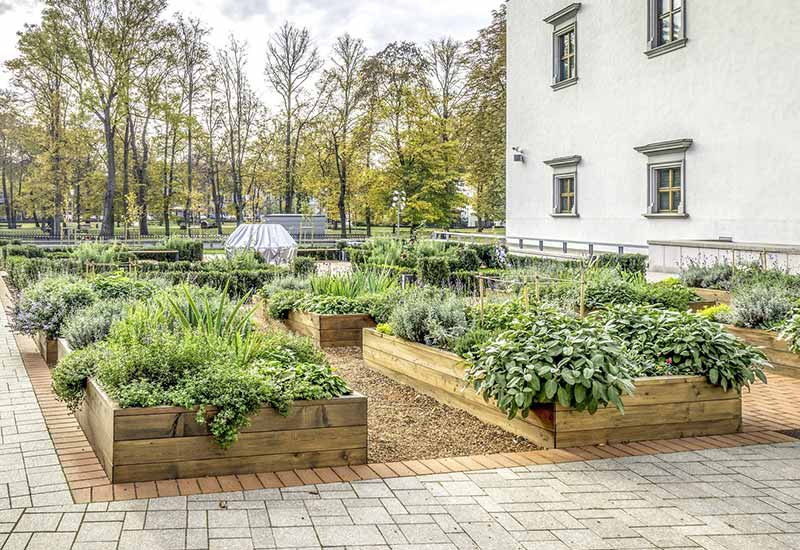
270, 526, 319, 547
315, 524, 385, 546
118, 528, 187, 550
76, 521, 123, 542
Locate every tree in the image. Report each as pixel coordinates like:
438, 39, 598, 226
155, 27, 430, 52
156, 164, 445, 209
51, 0, 168, 238
325, 34, 367, 237
265, 22, 323, 213
217, 36, 258, 224
463, 4, 507, 229
175, 15, 209, 234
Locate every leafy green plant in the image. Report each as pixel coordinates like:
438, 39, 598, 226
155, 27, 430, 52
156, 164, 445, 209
389, 288, 468, 350
162, 236, 203, 262
309, 270, 397, 299
697, 303, 733, 323
11, 276, 97, 338
465, 308, 635, 419
417, 256, 450, 286
63, 300, 129, 349
729, 284, 796, 329
70, 242, 130, 264
376, 323, 393, 335
292, 256, 317, 277
681, 262, 735, 290
600, 304, 768, 391
265, 289, 307, 319
259, 276, 311, 299
298, 294, 363, 315
779, 304, 800, 353
89, 273, 159, 300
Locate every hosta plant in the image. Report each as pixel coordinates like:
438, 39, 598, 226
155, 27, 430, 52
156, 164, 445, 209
464, 308, 635, 419
600, 304, 768, 391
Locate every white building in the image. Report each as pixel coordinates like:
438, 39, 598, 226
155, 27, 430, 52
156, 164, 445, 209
506, 0, 800, 249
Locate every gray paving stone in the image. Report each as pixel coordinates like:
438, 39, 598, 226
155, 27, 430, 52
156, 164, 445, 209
271, 526, 319, 547
118, 528, 187, 549
316, 524, 385, 546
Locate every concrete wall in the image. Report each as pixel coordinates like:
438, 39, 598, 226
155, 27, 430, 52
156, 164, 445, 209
507, 0, 800, 246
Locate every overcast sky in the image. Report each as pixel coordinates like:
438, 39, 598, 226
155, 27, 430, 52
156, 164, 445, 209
0, 0, 496, 97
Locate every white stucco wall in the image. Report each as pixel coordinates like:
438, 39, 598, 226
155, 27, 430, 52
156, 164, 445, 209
506, 0, 800, 247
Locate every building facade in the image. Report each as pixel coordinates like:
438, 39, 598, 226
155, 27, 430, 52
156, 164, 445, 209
506, 0, 800, 247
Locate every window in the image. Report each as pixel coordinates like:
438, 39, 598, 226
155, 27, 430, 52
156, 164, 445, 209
544, 155, 581, 216
544, 3, 581, 90
557, 176, 576, 213
646, 0, 687, 57
655, 166, 681, 213
656, 0, 682, 46
557, 28, 576, 82
634, 139, 692, 217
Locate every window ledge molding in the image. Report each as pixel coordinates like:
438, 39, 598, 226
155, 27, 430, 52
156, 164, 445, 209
544, 155, 582, 168
634, 138, 693, 157
551, 76, 578, 91
645, 38, 688, 58
642, 213, 689, 219
543, 3, 582, 25
551, 212, 580, 218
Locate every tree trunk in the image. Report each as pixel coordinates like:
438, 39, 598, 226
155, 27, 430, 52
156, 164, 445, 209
1, 158, 10, 228
162, 120, 171, 237
99, 113, 116, 239
185, 90, 193, 237
365, 207, 372, 237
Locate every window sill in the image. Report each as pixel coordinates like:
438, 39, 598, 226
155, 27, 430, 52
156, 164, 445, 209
551, 76, 578, 91
644, 38, 688, 58
642, 212, 689, 219
551, 212, 579, 218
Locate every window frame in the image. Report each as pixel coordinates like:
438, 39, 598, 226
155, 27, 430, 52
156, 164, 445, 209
544, 155, 582, 217
646, 0, 688, 57
634, 138, 692, 218
544, 3, 581, 90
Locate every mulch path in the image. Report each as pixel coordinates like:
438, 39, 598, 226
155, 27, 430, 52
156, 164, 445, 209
325, 347, 539, 464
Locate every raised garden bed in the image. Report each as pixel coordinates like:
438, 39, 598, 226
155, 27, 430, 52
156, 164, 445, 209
75, 378, 368, 484
687, 299, 717, 312
363, 328, 742, 448
725, 326, 800, 379
691, 288, 731, 304
285, 310, 376, 348
35, 332, 58, 367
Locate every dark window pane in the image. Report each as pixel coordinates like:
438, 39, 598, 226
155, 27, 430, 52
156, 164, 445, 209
659, 17, 671, 43
658, 192, 671, 211
672, 190, 681, 209
672, 168, 681, 185
657, 169, 669, 188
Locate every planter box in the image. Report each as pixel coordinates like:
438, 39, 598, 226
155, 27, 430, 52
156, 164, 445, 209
691, 288, 731, 305
35, 332, 58, 367
726, 325, 800, 379
363, 329, 742, 448
687, 299, 717, 313
57, 338, 72, 363
75, 379, 368, 484
285, 310, 376, 348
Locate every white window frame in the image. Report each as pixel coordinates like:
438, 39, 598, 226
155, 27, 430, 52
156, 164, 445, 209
544, 155, 582, 217
544, 3, 581, 90
646, 0, 688, 58
634, 139, 692, 217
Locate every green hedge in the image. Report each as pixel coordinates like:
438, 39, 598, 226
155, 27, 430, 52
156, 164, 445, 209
139, 268, 285, 297
161, 237, 203, 262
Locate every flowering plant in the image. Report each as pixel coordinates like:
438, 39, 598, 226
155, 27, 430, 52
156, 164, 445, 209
11, 276, 97, 338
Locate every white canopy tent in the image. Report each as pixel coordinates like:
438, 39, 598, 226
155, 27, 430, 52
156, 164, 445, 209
224, 224, 298, 265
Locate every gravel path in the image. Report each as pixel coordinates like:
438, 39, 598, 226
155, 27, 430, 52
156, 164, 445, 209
325, 347, 539, 464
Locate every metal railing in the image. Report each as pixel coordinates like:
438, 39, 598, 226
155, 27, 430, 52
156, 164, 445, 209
431, 231, 648, 258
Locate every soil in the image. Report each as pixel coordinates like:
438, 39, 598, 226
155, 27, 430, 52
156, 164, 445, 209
325, 347, 540, 464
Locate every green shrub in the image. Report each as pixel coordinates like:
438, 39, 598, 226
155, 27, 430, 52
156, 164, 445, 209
452, 248, 481, 272
697, 303, 734, 323
730, 284, 796, 329
162, 237, 203, 262
292, 256, 317, 277
417, 256, 450, 286
11, 276, 97, 338
376, 323, 393, 335
389, 288, 468, 350
51, 344, 107, 411
600, 304, 768, 391
465, 308, 635, 419
63, 300, 129, 349
2, 256, 82, 289
266, 289, 307, 319
298, 294, 363, 315
89, 273, 160, 301
259, 276, 311, 299
355, 289, 406, 324
0, 244, 45, 260
681, 262, 734, 290
71, 242, 130, 264
593, 253, 648, 275
140, 268, 284, 297
452, 327, 493, 357
780, 305, 800, 353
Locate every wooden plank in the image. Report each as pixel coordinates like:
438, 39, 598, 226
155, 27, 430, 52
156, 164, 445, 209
114, 425, 367, 465
556, 397, 742, 432
113, 448, 368, 484
318, 314, 376, 331
114, 400, 367, 441
75, 380, 115, 480
691, 288, 731, 304
556, 417, 743, 448
725, 325, 800, 379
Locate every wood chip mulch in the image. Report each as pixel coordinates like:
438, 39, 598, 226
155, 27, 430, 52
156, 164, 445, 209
325, 347, 540, 464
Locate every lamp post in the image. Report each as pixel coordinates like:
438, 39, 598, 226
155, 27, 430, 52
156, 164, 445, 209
391, 189, 406, 237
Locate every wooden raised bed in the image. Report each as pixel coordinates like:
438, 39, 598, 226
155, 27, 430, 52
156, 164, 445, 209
57, 338, 72, 363
285, 310, 376, 348
687, 299, 717, 313
726, 325, 800, 379
363, 329, 742, 448
691, 288, 732, 304
35, 332, 59, 367
75, 378, 368, 483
